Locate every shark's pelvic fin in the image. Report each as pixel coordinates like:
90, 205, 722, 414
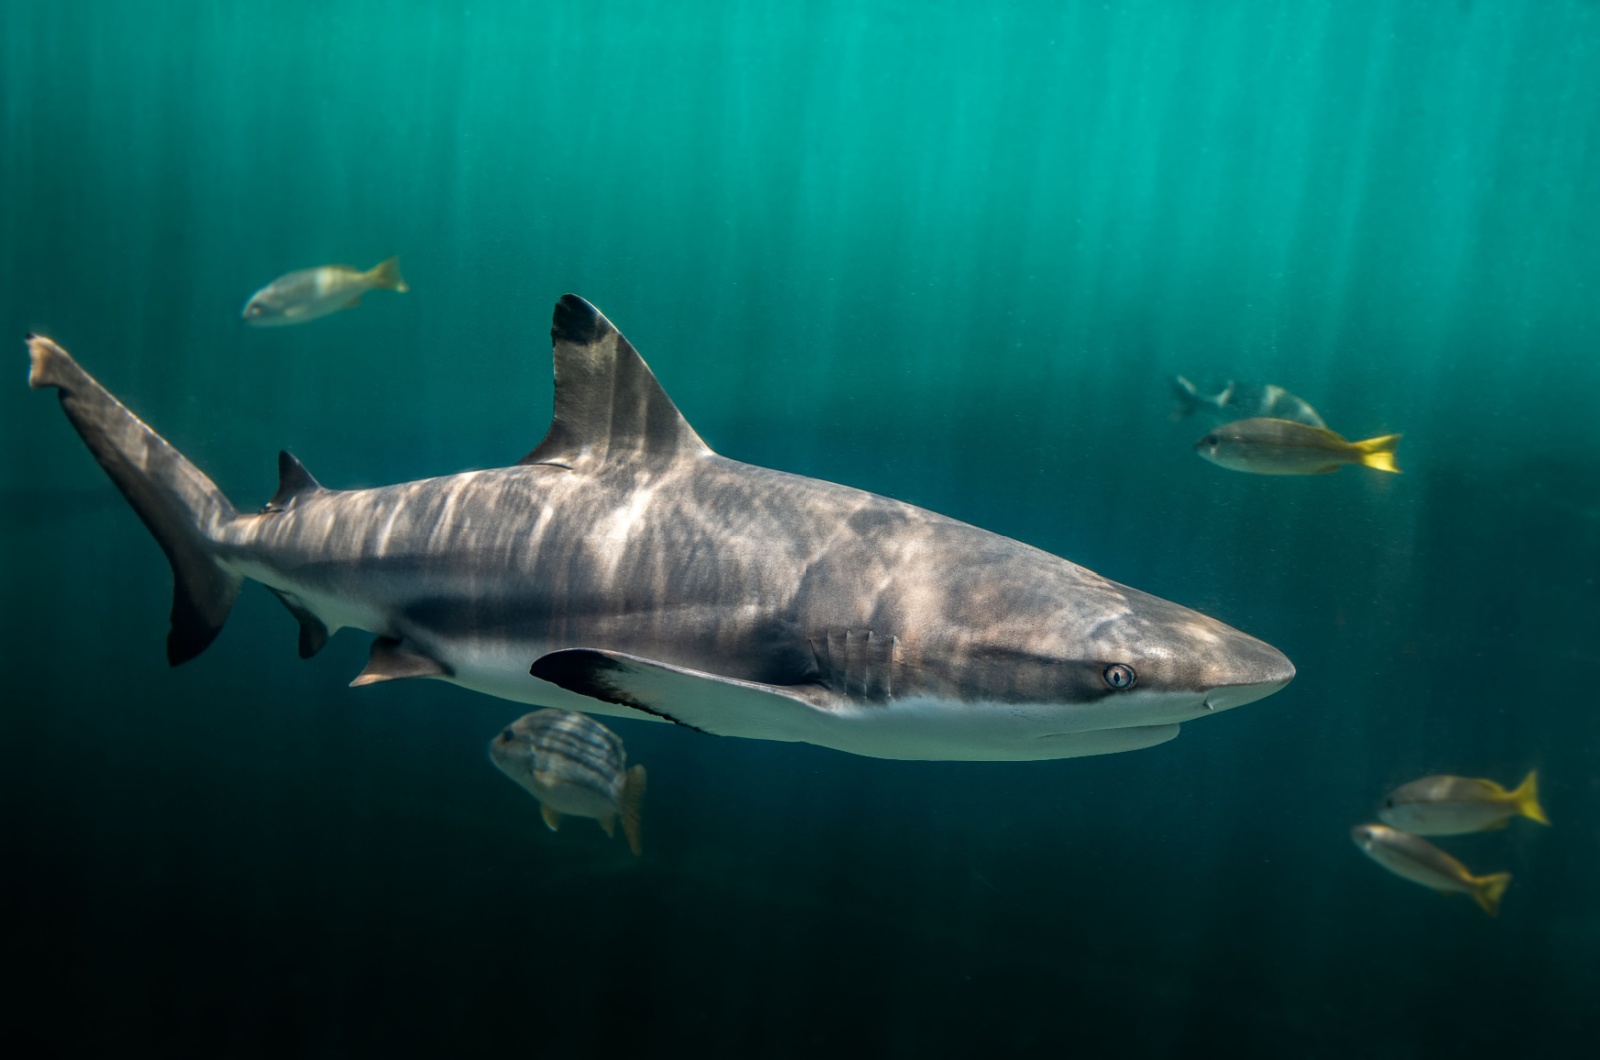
518, 294, 712, 469
27, 335, 241, 665
530, 648, 834, 742
349, 636, 452, 687
265, 451, 323, 511
540, 805, 562, 832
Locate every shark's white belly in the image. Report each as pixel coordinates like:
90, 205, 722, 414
800, 697, 1185, 762
229, 567, 1204, 761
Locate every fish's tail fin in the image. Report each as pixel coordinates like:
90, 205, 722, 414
1169, 375, 1200, 420
1472, 872, 1512, 917
1352, 433, 1403, 474
367, 256, 409, 293
619, 764, 647, 857
27, 335, 242, 665
1510, 769, 1549, 825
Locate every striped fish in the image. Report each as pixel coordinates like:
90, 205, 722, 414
490, 709, 646, 856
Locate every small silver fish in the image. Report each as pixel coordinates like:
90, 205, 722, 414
489, 709, 646, 856
242, 256, 408, 326
1351, 823, 1511, 916
1171, 376, 1326, 428
1379, 770, 1548, 836
1195, 417, 1401, 475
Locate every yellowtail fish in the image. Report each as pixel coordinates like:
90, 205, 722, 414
1351, 824, 1511, 916
242, 256, 408, 326
489, 709, 647, 856
1195, 417, 1401, 475
1379, 770, 1548, 836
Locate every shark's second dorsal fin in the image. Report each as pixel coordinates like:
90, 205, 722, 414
518, 295, 711, 469
266, 451, 323, 510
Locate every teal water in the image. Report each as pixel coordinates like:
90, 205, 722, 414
3, 1, 1597, 1055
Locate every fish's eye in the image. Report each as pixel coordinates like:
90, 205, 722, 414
1102, 663, 1136, 690
1201, 434, 1219, 447
1383, 798, 1394, 808
499, 729, 515, 742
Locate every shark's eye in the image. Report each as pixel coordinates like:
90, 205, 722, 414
499, 729, 515, 742
1201, 434, 1219, 447
1103, 663, 1136, 690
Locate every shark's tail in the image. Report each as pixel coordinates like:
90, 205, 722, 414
27, 335, 242, 665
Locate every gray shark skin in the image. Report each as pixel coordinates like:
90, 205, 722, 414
27, 296, 1294, 761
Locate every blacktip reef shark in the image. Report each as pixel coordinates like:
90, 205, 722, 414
26, 296, 1294, 761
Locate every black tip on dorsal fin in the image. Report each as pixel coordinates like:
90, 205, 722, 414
268, 450, 323, 509
518, 295, 711, 469
551, 293, 607, 345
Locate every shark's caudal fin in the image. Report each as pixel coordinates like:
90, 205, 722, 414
518, 294, 712, 469
27, 335, 241, 665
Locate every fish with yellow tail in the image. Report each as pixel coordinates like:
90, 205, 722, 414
242, 256, 408, 326
489, 709, 647, 856
1351, 824, 1511, 916
1195, 418, 1401, 476
1379, 769, 1548, 836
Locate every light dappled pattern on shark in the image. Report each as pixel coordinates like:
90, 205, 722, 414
27, 296, 1293, 760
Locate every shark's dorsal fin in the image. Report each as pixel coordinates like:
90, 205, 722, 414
518, 295, 711, 469
266, 451, 323, 511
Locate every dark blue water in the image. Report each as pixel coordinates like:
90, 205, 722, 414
3, 2, 1597, 1055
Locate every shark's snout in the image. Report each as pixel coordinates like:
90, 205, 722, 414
1199, 637, 1295, 712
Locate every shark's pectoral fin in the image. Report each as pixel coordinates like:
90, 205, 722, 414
266, 588, 330, 659
350, 636, 452, 687
530, 649, 835, 742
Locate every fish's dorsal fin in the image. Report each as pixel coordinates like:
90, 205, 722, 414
518, 295, 711, 469
266, 451, 323, 511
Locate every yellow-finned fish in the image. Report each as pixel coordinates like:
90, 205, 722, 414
1195, 417, 1401, 475
1351, 824, 1511, 916
489, 709, 647, 856
242, 256, 408, 326
1379, 770, 1548, 836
